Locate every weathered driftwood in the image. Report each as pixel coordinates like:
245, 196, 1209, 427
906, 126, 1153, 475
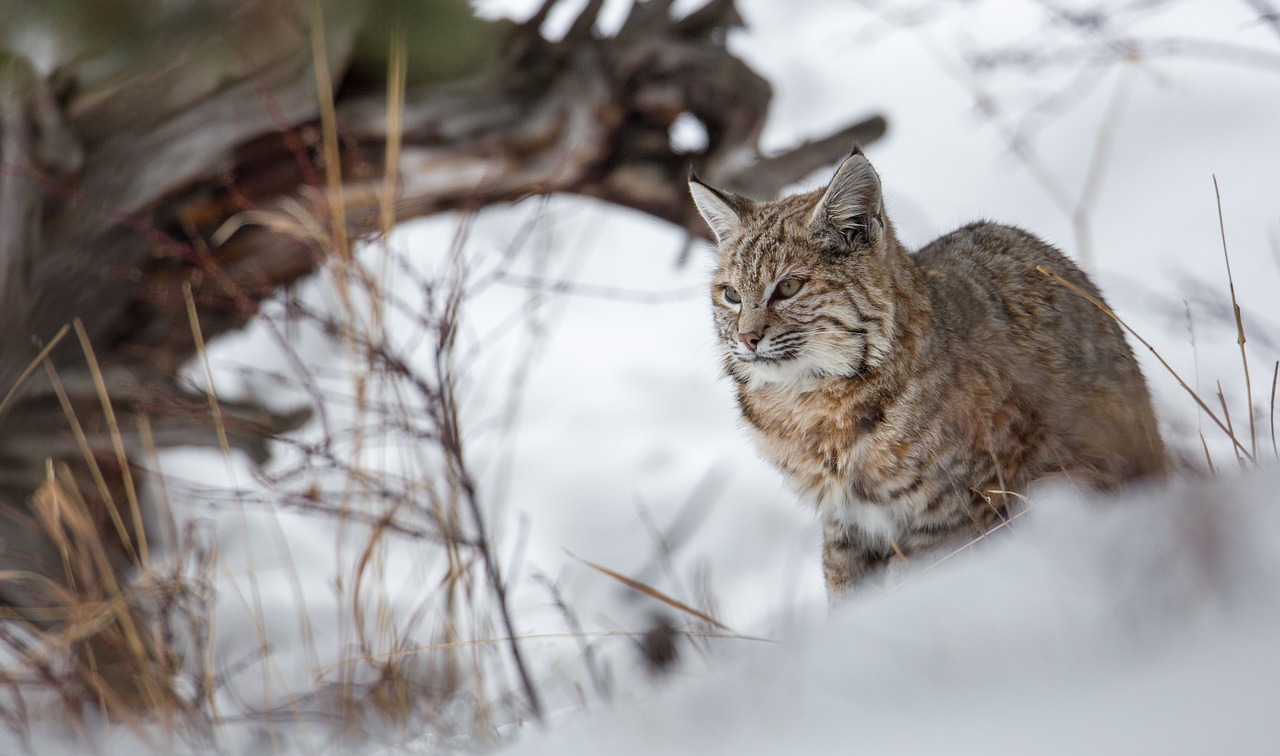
0, 0, 884, 706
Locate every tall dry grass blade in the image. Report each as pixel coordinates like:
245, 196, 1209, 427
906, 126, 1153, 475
1037, 265, 1255, 463
184, 286, 289, 732
0, 323, 69, 419
1217, 380, 1245, 469
134, 415, 180, 556
39, 463, 169, 717
567, 552, 732, 632
1184, 299, 1205, 442
44, 465, 135, 633
382, 28, 406, 242
1214, 175, 1256, 459
916, 505, 1036, 578
1270, 360, 1279, 461
359, 21, 405, 370
72, 319, 150, 565
310, 0, 350, 267
43, 352, 136, 564
186, 279, 308, 722
182, 283, 233, 463
1200, 433, 1218, 476
131, 412, 195, 737
335, 37, 408, 517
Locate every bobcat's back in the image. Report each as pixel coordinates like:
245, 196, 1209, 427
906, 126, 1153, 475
689, 148, 1165, 599
914, 222, 1164, 487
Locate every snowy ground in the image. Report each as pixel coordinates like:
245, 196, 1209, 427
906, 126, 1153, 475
510, 472, 1280, 756
8, 0, 1280, 753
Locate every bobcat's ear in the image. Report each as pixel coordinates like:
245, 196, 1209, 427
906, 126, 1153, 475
808, 149, 883, 245
689, 175, 752, 246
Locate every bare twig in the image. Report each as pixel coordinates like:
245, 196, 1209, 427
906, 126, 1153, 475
531, 573, 612, 701
1244, 0, 1280, 42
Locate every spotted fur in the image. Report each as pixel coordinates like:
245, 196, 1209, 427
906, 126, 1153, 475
690, 148, 1166, 599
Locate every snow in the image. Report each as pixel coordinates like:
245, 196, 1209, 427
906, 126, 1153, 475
510, 474, 1280, 756
7, 0, 1280, 753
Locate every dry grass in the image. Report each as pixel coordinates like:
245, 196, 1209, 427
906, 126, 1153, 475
0, 207, 520, 750
0, 382, 219, 742
1, 26, 544, 748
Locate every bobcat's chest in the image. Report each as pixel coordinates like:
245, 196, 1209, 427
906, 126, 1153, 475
737, 380, 935, 540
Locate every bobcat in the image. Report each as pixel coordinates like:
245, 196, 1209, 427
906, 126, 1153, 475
689, 147, 1165, 599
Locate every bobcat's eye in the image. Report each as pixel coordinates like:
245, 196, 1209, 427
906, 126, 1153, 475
723, 286, 742, 304
774, 278, 802, 300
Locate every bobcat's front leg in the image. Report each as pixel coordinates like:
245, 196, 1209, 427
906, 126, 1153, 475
821, 520, 895, 601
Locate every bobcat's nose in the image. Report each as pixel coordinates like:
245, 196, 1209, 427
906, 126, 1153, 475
738, 331, 763, 351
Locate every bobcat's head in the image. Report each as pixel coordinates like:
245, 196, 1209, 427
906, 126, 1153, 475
690, 148, 900, 387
